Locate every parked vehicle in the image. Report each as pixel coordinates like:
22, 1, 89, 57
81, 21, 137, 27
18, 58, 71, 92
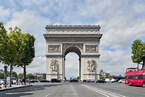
70, 79, 78, 82
111, 78, 117, 83
118, 79, 125, 83
50, 78, 61, 83
96, 79, 106, 83
125, 67, 145, 87
105, 78, 111, 82
0, 79, 4, 85
40, 79, 50, 82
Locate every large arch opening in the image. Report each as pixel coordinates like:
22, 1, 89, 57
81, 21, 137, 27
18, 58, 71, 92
64, 46, 81, 80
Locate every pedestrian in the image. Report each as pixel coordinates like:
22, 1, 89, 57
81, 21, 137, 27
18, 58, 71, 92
16, 79, 18, 85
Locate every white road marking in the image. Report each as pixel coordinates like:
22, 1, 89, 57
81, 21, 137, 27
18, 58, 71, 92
45, 88, 57, 97
82, 84, 126, 97
62, 85, 79, 96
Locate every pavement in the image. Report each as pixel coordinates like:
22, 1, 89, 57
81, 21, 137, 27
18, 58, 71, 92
0, 84, 32, 91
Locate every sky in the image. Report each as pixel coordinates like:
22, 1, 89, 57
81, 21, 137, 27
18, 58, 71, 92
0, 0, 145, 78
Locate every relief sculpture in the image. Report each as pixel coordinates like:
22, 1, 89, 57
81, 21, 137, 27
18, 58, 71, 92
87, 59, 97, 72
48, 45, 60, 53
85, 45, 98, 53
50, 59, 58, 72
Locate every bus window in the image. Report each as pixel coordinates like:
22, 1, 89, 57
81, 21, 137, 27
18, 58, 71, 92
128, 76, 133, 79
143, 75, 145, 79
138, 75, 143, 79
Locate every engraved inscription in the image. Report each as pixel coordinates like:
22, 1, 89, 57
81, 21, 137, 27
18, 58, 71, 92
48, 45, 61, 53
85, 45, 98, 53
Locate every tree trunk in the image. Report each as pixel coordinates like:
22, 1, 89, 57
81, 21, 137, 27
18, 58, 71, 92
142, 60, 145, 69
9, 64, 13, 87
23, 65, 26, 85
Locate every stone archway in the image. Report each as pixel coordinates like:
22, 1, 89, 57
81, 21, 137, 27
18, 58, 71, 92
63, 45, 81, 80
43, 25, 102, 81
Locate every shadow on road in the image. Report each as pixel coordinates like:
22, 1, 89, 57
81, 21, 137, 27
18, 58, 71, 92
0, 83, 62, 97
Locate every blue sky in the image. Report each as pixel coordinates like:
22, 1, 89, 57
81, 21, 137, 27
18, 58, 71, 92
0, 0, 145, 78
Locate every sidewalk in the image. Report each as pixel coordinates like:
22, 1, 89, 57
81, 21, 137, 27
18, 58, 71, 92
0, 84, 32, 91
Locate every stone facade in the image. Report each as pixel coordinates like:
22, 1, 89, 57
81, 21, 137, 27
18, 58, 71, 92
44, 25, 102, 81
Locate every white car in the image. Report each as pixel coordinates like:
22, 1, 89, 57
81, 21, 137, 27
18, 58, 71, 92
118, 79, 125, 83
105, 78, 111, 82
0, 79, 5, 85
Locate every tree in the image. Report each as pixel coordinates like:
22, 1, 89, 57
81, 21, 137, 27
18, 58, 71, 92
0, 22, 18, 87
0, 23, 35, 86
131, 39, 145, 69
18, 33, 35, 85
12, 71, 17, 79
0, 72, 4, 79
26, 73, 35, 79
17, 73, 23, 79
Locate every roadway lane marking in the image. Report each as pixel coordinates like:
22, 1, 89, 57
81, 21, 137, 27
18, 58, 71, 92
62, 85, 79, 96
82, 84, 126, 97
45, 88, 58, 97
70, 85, 78, 96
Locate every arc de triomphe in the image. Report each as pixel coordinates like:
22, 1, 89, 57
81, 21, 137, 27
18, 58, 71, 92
43, 25, 102, 81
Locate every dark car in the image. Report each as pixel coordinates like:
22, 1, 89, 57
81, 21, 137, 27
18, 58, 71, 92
40, 79, 50, 82
70, 79, 78, 82
50, 78, 61, 83
96, 79, 106, 83
83, 79, 94, 83
29, 80, 39, 83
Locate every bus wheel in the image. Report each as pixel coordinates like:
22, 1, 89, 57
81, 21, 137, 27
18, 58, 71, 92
142, 83, 145, 87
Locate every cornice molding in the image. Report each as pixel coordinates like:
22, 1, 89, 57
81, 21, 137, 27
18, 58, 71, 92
43, 34, 103, 38
45, 25, 101, 30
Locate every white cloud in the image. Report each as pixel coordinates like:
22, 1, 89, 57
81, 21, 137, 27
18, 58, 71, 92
0, 7, 11, 21
5, 10, 49, 35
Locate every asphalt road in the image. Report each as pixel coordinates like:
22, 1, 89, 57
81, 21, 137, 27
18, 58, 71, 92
0, 82, 145, 97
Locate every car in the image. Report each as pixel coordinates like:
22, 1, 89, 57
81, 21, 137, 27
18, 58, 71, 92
111, 79, 117, 83
85, 80, 94, 83
70, 79, 78, 82
50, 78, 61, 83
0, 79, 5, 85
96, 79, 106, 83
105, 78, 111, 82
118, 79, 125, 83
40, 79, 50, 82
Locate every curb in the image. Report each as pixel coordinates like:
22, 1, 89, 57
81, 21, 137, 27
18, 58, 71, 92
0, 85, 32, 92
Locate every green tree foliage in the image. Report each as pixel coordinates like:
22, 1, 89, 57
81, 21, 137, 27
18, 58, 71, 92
26, 73, 35, 79
131, 39, 145, 69
0, 72, 4, 79
17, 73, 23, 79
12, 71, 17, 79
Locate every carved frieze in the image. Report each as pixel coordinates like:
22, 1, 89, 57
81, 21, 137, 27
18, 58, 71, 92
62, 43, 83, 51
85, 45, 98, 53
48, 45, 61, 53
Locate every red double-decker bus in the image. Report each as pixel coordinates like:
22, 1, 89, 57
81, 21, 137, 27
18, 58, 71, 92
125, 67, 145, 87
